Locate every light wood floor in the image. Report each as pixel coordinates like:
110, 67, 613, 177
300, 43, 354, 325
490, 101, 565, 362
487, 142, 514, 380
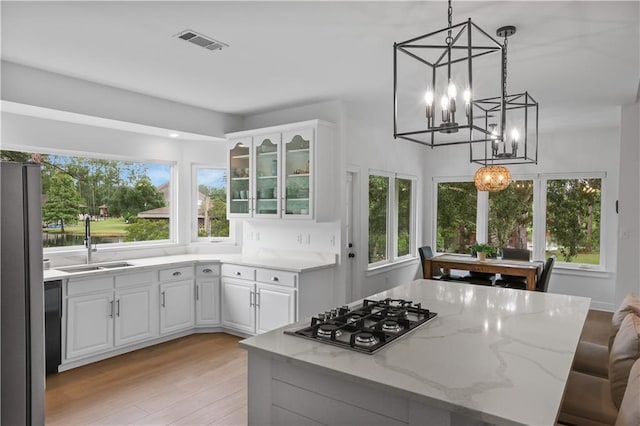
46, 333, 247, 426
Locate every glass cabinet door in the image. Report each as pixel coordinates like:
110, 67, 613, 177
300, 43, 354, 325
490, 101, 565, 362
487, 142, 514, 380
253, 134, 281, 217
228, 140, 251, 216
283, 129, 313, 218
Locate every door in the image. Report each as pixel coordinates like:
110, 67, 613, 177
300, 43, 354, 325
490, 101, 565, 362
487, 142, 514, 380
66, 292, 114, 359
253, 133, 281, 217
195, 278, 221, 326
256, 283, 296, 334
115, 285, 155, 347
221, 278, 255, 334
159, 280, 194, 335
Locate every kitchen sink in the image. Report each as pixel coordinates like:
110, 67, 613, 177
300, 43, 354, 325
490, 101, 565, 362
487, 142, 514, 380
99, 262, 133, 269
56, 262, 135, 273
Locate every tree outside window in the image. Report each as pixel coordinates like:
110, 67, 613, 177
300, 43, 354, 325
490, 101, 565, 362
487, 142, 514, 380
368, 175, 389, 263
436, 181, 477, 253
396, 178, 412, 257
546, 178, 601, 264
195, 168, 229, 239
489, 180, 533, 250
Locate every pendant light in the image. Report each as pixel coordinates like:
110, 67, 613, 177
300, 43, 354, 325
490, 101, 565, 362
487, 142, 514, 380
393, 0, 504, 147
471, 26, 539, 168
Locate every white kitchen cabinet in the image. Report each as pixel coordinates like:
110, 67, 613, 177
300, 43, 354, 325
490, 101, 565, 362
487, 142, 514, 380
66, 291, 114, 359
221, 265, 297, 335
226, 120, 336, 221
255, 283, 296, 335
66, 271, 157, 361
114, 285, 155, 347
160, 280, 194, 334
221, 278, 255, 334
195, 263, 221, 326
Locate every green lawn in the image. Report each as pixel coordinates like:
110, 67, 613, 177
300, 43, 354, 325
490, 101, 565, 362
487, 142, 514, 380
44, 218, 128, 236
546, 250, 600, 265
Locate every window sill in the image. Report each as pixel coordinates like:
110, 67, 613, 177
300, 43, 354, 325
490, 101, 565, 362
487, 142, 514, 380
552, 265, 612, 279
44, 241, 178, 257
367, 256, 419, 277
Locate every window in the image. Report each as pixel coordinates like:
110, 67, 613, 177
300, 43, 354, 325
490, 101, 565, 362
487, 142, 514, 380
368, 172, 416, 266
194, 166, 229, 240
489, 180, 533, 250
434, 174, 605, 269
545, 177, 601, 265
1, 149, 173, 249
436, 181, 477, 253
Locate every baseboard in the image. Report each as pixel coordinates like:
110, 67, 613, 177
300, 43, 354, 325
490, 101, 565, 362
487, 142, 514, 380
590, 300, 614, 312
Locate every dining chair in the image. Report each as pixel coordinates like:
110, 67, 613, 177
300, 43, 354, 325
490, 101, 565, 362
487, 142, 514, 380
418, 246, 463, 281
494, 248, 530, 288
536, 255, 556, 292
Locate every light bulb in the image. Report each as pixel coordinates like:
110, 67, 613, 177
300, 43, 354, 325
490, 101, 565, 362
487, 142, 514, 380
424, 90, 434, 106
463, 89, 471, 104
511, 128, 520, 142
440, 95, 449, 111
447, 81, 457, 99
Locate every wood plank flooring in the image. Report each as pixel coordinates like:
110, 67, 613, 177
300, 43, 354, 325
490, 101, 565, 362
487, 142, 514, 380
45, 333, 247, 426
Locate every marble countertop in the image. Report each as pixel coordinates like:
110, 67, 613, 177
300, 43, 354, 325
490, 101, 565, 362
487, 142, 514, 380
43, 253, 336, 281
239, 279, 591, 426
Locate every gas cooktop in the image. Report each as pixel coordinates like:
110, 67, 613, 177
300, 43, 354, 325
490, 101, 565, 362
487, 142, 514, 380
284, 298, 437, 354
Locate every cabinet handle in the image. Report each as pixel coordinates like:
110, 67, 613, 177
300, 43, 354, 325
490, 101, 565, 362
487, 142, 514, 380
172, 271, 182, 277
202, 268, 213, 274
109, 300, 114, 318
249, 291, 254, 307
234, 271, 241, 276
116, 299, 120, 317
255, 292, 260, 308
271, 276, 279, 282
161, 291, 166, 307
196, 285, 199, 301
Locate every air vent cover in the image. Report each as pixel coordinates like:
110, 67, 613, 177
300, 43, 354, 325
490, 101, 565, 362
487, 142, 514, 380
175, 30, 228, 52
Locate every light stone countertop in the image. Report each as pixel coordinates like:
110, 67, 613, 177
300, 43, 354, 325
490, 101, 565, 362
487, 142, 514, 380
43, 253, 336, 281
239, 279, 591, 426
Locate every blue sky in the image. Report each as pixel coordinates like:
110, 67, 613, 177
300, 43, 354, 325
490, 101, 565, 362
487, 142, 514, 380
197, 168, 226, 189
146, 163, 171, 186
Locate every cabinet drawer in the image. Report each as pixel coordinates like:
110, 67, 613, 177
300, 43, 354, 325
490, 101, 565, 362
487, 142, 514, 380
158, 266, 194, 282
68, 275, 114, 296
115, 271, 154, 288
196, 263, 220, 277
256, 268, 297, 287
221, 264, 255, 280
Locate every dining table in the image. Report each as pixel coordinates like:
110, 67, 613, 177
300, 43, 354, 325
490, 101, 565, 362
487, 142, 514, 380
424, 253, 543, 290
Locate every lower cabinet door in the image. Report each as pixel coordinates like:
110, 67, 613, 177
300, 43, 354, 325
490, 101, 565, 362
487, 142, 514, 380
256, 283, 296, 334
196, 278, 221, 326
159, 280, 195, 335
66, 291, 114, 359
115, 285, 156, 347
221, 279, 255, 334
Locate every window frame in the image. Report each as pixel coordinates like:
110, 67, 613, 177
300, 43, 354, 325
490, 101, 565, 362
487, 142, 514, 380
28, 148, 178, 254
432, 172, 607, 272
368, 170, 417, 270
191, 164, 234, 243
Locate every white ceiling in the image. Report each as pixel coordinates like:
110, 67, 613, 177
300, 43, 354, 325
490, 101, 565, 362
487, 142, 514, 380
2, 1, 638, 131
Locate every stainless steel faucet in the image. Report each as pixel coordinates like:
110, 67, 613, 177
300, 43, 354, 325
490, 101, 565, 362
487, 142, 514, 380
84, 214, 97, 264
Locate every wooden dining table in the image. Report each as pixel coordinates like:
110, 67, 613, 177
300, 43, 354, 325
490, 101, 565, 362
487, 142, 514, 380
423, 254, 544, 291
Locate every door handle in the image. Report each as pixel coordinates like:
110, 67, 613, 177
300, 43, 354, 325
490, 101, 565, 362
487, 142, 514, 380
116, 299, 120, 317
202, 268, 213, 274
348, 253, 355, 258
172, 271, 182, 277
255, 292, 260, 308
249, 291, 254, 307
196, 285, 199, 301
109, 300, 114, 318
234, 271, 241, 276
161, 291, 166, 307
271, 276, 279, 282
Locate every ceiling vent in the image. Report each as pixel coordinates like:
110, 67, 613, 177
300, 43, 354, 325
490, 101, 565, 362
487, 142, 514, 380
175, 30, 228, 52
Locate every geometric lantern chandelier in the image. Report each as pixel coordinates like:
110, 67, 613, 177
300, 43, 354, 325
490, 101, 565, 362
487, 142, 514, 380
393, 0, 504, 147
471, 26, 539, 167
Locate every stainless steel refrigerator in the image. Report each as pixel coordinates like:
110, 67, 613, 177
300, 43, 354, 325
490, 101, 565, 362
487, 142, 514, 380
1, 161, 45, 425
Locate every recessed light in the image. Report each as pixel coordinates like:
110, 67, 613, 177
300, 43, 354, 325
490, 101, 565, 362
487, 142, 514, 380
169, 133, 180, 138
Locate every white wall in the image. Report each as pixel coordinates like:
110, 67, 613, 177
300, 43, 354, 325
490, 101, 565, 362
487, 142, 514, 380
422, 126, 621, 311
616, 99, 640, 305
1, 61, 243, 138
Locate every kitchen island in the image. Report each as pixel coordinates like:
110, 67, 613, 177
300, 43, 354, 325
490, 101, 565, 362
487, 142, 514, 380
239, 279, 591, 426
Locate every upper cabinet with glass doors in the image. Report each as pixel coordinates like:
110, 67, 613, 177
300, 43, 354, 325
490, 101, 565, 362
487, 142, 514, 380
226, 120, 336, 221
